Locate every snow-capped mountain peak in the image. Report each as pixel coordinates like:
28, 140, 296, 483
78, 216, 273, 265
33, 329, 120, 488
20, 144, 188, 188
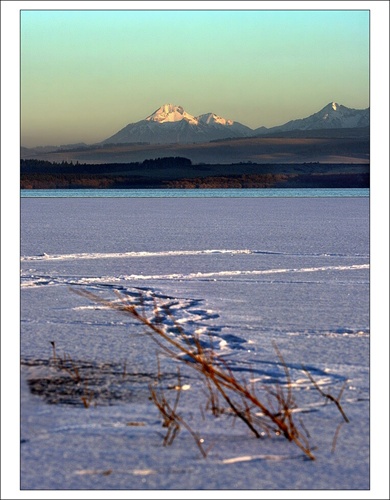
254, 101, 369, 135
145, 105, 238, 127
145, 104, 198, 125
101, 101, 369, 145
197, 113, 234, 126
321, 102, 337, 121
101, 103, 253, 144
318, 101, 368, 126
321, 102, 341, 117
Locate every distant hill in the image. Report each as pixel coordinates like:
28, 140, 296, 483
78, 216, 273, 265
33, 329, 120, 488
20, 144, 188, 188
20, 102, 370, 162
254, 102, 369, 136
251, 126, 369, 139
20, 136, 369, 166
100, 103, 254, 145
100, 101, 369, 145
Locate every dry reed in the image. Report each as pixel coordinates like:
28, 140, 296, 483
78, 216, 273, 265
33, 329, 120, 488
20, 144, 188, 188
72, 287, 349, 460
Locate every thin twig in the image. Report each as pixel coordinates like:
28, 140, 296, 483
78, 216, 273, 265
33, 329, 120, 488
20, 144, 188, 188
72, 287, 350, 461
302, 367, 349, 423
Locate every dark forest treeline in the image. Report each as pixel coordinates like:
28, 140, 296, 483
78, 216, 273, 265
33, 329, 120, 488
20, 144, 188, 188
21, 172, 369, 190
164, 173, 370, 189
20, 157, 192, 174
20, 174, 165, 189
20, 157, 369, 189
164, 174, 290, 188
22, 174, 109, 189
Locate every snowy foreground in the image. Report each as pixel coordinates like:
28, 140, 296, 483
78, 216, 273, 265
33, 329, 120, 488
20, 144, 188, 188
19, 197, 371, 494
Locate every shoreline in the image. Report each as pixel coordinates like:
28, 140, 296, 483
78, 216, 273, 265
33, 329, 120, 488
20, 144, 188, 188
21, 161, 369, 190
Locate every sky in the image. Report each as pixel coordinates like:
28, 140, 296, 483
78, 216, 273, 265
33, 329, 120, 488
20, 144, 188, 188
19, 5, 370, 147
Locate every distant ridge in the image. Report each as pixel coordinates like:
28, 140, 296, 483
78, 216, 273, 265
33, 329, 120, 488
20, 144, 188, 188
100, 101, 369, 145
100, 103, 254, 145
247, 126, 369, 139
254, 102, 369, 136
21, 102, 369, 151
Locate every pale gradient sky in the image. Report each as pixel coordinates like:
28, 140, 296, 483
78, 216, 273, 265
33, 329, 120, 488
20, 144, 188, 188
21, 8, 369, 147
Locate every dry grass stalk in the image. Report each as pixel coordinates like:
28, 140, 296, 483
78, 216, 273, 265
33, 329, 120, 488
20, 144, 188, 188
302, 368, 350, 423
50, 341, 57, 361
57, 352, 82, 383
50, 344, 94, 407
72, 287, 349, 460
149, 368, 208, 457
80, 381, 94, 409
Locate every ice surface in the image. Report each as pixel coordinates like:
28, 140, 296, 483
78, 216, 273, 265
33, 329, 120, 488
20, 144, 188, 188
20, 197, 370, 492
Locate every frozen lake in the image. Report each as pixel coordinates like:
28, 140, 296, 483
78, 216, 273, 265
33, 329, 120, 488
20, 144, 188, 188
19, 197, 370, 493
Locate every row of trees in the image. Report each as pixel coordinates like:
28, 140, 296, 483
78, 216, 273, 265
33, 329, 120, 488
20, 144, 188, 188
21, 174, 163, 190
21, 157, 192, 174
164, 174, 289, 189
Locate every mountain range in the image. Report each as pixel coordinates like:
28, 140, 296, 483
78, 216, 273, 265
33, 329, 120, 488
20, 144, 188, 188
101, 104, 254, 145
100, 102, 369, 145
256, 102, 369, 135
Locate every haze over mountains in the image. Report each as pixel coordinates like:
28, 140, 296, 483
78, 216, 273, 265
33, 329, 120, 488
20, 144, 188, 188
22, 102, 369, 153
101, 102, 369, 145
257, 102, 369, 135
20, 101, 370, 188
101, 104, 254, 145
21, 101, 370, 188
